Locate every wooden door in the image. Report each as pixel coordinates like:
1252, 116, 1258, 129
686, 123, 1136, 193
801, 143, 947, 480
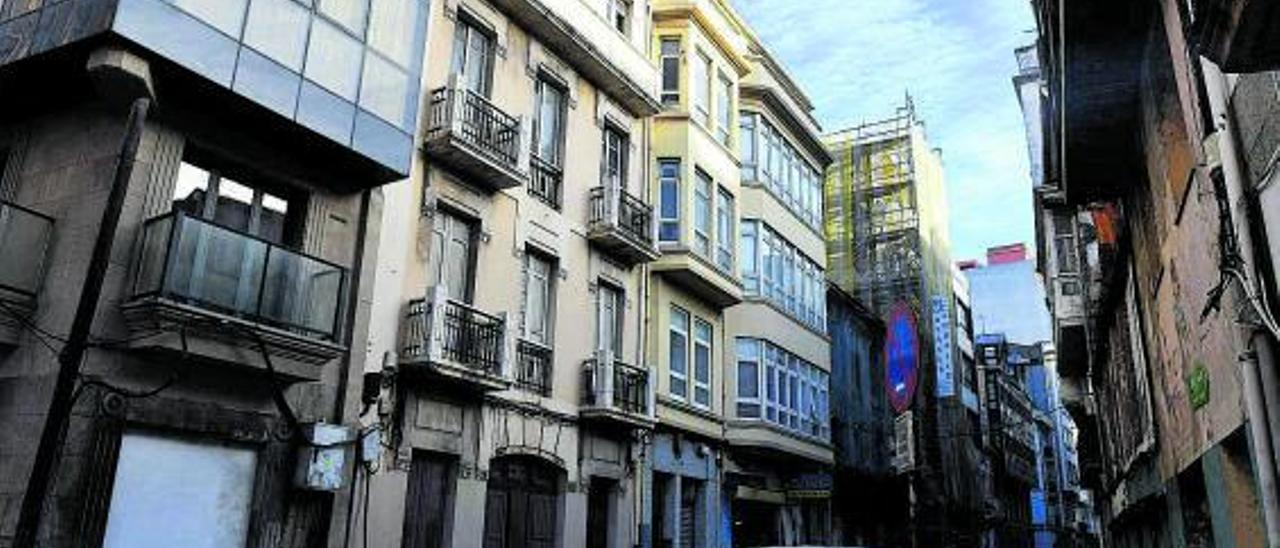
484, 457, 561, 548
586, 477, 615, 548
402, 451, 456, 548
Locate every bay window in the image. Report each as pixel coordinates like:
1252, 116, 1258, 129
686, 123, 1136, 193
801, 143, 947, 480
738, 220, 827, 330
736, 111, 825, 231
670, 306, 713, 410
737, 338, 834, 440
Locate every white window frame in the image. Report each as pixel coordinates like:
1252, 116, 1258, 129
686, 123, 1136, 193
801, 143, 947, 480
693, 169, 712, 257
716, 72, 732, 145
693, 318, 713, 409
659, 38, 681, 106
735, 338, 762, 419
669, 306, 690, 400
606, 0, 630, 36
716, 186, 734, 273
658, 159, 681, 243
692, 50, 711, 126
523, 251, 556, 346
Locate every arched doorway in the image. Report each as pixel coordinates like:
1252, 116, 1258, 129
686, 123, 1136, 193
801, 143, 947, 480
483, 455, 562, 548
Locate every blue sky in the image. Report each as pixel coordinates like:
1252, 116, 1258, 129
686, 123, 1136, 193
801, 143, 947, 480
734, 0, 1038, 262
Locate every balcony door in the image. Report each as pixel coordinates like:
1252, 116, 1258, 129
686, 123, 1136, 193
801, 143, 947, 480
451, 15, 494, 97
596, 282, 623, 358
429, 210, 476, 304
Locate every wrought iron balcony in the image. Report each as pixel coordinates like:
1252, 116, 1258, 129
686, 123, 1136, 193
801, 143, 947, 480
0, 201, 53, 344
401, 285, 510, 391
528, 155, 563, 209
581, 351, 654, 429
514, 339, 553, 396
122, 211, 347, 378
587, 185, 660, 266
424, 78, 528, 191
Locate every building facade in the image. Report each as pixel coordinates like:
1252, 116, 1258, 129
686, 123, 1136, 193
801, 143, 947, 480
1029, 0, 1280, 545
359, 0, 662, 546
824, 102, 985, 544
827, 284, 902, 545
723, 36, 835, 546
0, 0, 431, 545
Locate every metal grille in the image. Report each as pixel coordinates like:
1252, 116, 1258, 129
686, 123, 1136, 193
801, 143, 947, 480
1231, 71, 1280, 186
589, 187, 654, 247
428, 86, 521, 168
441, 300, 505, 374
515, 340, 553, 396
528, 155, 563, 209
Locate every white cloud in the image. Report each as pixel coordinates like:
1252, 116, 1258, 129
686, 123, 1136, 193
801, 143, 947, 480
734, 0, 1038, 261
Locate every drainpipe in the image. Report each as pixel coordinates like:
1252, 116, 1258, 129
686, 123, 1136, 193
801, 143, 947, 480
1242, 341, 1280, 547
1202, 60, 1280, 546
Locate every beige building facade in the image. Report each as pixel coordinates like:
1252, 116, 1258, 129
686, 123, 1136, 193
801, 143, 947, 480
361, 0, 661, 546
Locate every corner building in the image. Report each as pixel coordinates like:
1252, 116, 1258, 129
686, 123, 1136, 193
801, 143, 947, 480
362, 0, 662, 546
0, 0, 430, 545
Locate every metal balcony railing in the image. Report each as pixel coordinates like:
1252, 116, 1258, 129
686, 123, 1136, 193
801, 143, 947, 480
427, 85, 522, 170
132, 211, 346, 340
0, 201, 54, 299
583, 354, 650, 416
515, 339, 553, 396
589, 186, 655, 247
402, 290, 505, 377
528, 155, 562, 209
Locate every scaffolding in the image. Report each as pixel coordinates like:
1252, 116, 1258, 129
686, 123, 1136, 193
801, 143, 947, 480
825, 99, 925, 314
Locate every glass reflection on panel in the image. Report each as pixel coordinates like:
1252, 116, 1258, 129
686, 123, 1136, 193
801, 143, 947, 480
243, 0, 311, 70
367, 0, 422, 67
359, 53, 411, 128
304, 18, 364, 100
172, 0, 249, 38
318, 0, 370, 36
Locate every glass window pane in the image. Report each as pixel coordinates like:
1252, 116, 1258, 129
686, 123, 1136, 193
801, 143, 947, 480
243, 0, 311, 70
318, 0, 369, 35
173, 162, 211, 215
368, 0, 422, 67
305, 18, 364, 100
173, 0, 249, 37
213, 178, 254, 233
359, 52, 411, 128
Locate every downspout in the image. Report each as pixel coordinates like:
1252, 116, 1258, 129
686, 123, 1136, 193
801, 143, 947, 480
1241, 341, 1280, 547
1201, 60, 1280, 546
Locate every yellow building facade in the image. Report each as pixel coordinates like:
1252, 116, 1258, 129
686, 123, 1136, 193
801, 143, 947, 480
646, 0, 834, 545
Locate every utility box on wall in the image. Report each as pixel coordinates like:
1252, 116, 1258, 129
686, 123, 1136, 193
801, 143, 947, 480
294, 423, 354, 492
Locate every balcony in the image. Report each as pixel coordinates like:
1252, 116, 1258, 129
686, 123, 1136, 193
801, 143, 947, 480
400, 285, 510, 392
514, 339, 553, 396
581, 351, 654, 430
424, 79, 528, 191
588, 186, 660, 266
0, 201, 54, 345
121, 212, 347, 380
528, 155, 563, 210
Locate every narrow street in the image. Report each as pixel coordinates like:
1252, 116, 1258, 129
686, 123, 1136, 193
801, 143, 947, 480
0, 0, 1277, 547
